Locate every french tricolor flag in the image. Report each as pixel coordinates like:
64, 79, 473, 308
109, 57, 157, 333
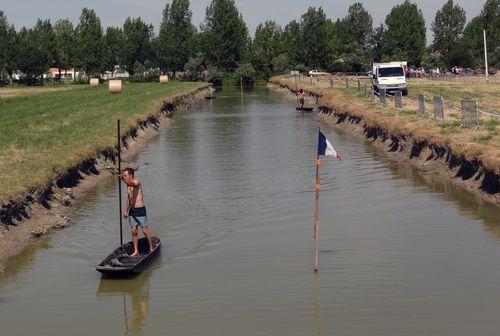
317, 131, 341, 160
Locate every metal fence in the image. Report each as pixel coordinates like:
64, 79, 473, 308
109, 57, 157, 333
380, 89, 387, 106
394, 91, 403, 109
433, 96, 444, 119
418, 94, 426, 117
460, 99, 479, 128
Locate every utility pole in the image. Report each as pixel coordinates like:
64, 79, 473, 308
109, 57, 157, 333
483, 30, 489, 81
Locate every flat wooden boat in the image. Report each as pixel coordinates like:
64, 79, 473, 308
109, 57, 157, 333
296, 107, 314, 112
96, 237, 161, 276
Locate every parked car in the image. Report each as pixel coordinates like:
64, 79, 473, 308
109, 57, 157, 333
309, 70, 323, 76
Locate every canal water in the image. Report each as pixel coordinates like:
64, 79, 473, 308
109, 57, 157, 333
1, 87, 499, 336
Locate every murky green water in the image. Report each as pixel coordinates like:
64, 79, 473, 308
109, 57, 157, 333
1, 87, 499, 335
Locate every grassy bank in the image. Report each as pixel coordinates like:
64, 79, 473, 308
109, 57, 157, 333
303, 75, 500, 114
0, 82, 208, 203
271, 75, 500, 178
0, 85, 79, 99
407, 78, 500, 114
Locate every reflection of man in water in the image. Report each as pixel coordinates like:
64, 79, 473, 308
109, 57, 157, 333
97, 274, 151, 336
121, 168, 154, 256
129, 290, 149, 336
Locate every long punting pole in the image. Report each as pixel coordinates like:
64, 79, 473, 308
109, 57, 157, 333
314, 129, 321, 272
295, 74, 299, 105
117, 119, 123, 246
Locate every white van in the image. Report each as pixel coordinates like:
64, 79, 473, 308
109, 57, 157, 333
372, 62, 408, 95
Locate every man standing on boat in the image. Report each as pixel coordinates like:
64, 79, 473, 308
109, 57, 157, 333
122, 167, 154, 256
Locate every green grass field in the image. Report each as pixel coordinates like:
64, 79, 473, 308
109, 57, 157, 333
0, 82, 207, 202
407, 79, 500, 114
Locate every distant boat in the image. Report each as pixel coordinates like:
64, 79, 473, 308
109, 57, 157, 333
296, 107, 314, 112
96, 237, 161, 275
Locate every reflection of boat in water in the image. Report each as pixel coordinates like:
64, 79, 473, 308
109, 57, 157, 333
97, 264, 156, 336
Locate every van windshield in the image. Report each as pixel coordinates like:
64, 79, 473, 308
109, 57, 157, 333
379, 67, 404, 77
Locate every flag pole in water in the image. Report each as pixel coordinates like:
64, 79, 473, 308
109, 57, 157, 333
314, 144, 321, 272
314, 128, 341, 272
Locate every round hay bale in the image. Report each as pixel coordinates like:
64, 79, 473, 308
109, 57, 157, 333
89, 78, 99, 87
160, 75, 169, 84
108, 80, 123, 94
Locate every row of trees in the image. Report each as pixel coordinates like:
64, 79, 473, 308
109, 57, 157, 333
0, 0, 499, 85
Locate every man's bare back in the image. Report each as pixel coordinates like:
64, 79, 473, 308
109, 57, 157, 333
121, 168, 154, 256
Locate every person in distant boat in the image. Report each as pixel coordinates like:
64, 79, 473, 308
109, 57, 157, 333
298, 89, 305, 109
122, 167, 154, 256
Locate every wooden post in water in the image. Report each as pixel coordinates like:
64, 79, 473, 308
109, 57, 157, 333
117, 119, 123, 246
314, 129, 322, 273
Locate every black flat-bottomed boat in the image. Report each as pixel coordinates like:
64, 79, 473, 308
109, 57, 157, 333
96, 237, 161, 275
296, 107, 314, 112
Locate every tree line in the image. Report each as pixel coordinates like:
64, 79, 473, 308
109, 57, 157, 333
0, 0, 498, 85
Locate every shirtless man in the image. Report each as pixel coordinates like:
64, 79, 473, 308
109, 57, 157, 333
121, 167, 154, 256
297, 89, 305, 109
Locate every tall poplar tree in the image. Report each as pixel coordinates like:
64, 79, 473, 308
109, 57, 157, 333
336, 3, 373, 71
122, 17, 154, 74
102, 27, 124, 73
372, 24, 385, 62
383, 0, 426, 66
53, 19, 75, 79
432, 0, 466, 66
0, 11, 18, 83
74, 8, 103, 76
201, 0, 248, 72
17, 20, 56, 84
281, 20, 303, 67
252, 20, 283, 75
300, 7, 329, 69
157, 0, 196, 74
481, 0, 499, 59
463, 16, 485, 67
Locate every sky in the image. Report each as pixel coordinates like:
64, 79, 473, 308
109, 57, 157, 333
2, 0, 485, 43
